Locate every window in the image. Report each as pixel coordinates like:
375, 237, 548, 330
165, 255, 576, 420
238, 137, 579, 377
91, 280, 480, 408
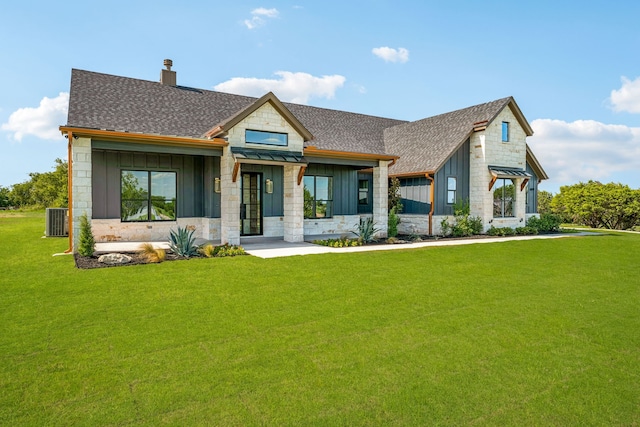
245, 129, 288, 146
303, 176, 333, 218
493, 178, 515, 217
502, 122, 509, 142
121, 170, 176, 221
358, 179, 369, 205
447, 177, 457, 204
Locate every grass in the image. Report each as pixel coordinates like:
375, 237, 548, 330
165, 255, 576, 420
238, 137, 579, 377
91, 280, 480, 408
1, 211, 639, 425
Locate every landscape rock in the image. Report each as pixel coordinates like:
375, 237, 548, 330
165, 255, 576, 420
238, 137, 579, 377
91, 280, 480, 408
98, 253, 132, 265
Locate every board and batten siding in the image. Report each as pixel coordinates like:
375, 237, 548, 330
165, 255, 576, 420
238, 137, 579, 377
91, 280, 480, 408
91, 149, 221, 219
525, 162, 539, 214
434, 140, 470, 216
305, 164, 358, 216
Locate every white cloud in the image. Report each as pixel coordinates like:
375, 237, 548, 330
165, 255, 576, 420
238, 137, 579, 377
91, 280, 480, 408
1, 92, 69, 142
528, 118, 640, 190
609, 76, 640, 114
243, 7, 279, 29
214, 71, 346, 104
372, 47, 409, 63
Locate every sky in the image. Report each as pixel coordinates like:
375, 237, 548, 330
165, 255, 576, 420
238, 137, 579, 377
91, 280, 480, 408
1, 1, 639, 194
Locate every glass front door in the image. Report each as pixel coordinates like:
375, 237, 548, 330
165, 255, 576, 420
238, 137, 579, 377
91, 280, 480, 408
241, 172, 262, 236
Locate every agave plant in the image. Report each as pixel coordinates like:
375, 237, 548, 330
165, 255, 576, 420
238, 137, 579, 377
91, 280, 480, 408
168, 226, 199, 257
355, 217, 380, 244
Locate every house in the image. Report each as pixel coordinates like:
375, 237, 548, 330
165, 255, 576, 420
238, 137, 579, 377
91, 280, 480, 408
60, 60, 547, 252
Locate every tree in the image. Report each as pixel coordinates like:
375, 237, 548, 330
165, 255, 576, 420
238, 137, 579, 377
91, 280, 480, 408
551, 181, 640, 230
0, 186, 12, 208
7, 158, 68, 208
537, 190, 553, 215
388, 177, 403, 213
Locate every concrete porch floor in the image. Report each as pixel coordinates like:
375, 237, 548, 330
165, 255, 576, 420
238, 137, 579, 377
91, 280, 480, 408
93, 232, 595, 259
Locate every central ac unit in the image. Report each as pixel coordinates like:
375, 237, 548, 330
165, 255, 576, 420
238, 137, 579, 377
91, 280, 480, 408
46, 208, 69, 237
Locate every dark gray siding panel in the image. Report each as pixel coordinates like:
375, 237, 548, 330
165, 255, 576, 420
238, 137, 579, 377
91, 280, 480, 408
92, 149, 216, 219
306, 163, 358, 215
399, 176, 431, 214
241, 164, 284, 217
525, 163, 539, 214
92, 140, 223, 157
434, 140, 470, 216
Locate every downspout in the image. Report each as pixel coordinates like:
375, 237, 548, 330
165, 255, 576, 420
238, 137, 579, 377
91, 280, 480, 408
64, 131, 74, 253
426, 173, 434, 236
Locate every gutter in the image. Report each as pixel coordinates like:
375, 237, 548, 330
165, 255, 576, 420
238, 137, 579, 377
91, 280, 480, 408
426, 173, 434, 236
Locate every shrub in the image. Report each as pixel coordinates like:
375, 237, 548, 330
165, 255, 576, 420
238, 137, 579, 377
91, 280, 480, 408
488, 226, 516, 236
138, 243, 166, 263
515, 226, 538, 236
388, 206, 400, 238
168, 226, 199, 257
527, 213, 562, 233
313, 238, 361, 247
200, 243, 246, 257
356, 217, 380, 244
441, 200, 483, 237
77, 212, 95, 257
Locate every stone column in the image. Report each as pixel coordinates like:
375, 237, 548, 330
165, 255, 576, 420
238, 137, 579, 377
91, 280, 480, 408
283, 164, 304, 242
72, 137, 92, 252
372, 160, 389, 238
220, 147, 241, 245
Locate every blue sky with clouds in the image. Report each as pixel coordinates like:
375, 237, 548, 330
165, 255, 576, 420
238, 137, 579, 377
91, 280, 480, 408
1, 1, 639, 193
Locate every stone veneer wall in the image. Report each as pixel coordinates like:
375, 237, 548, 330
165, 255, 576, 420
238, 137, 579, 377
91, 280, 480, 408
220, 146, 241, 245
71, 137, 93, 252
372, 161, 389, 238
225, 103, 304, 153
304, 215, 360, 236
469, 106, 528, 232
91, 218, 221, 243
283, 164, 304, 242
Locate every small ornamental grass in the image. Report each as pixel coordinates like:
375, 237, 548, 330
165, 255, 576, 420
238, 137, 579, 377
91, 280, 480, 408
138, 243, 166, 263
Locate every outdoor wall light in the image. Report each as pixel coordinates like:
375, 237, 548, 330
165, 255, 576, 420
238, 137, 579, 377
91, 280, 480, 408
214, 177, 221, 193
265, 178, 274, 194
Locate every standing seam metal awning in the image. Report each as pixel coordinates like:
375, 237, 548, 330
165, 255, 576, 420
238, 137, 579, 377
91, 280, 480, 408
230, 147, 307, 183
231, 147, 305, 163
488, 166, 532, 191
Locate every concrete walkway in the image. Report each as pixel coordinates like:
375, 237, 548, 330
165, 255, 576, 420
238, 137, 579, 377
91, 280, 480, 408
94, 231, 599, 259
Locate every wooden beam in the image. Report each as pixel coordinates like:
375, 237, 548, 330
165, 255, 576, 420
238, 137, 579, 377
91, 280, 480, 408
297, 165, 307, 185
520, 178, 530, 191
488, 175, 498, 191
232, 162, 240, 183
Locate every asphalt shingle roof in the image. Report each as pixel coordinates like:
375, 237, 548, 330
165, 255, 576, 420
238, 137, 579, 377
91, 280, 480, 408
65, 69, 524, 174
383, 97, 513, 174
66, 69, 405, 156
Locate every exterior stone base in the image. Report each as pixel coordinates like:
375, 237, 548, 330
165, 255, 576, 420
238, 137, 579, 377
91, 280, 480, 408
91, 218, 221, 242
263, 216, 285, 237
304, 215, 360, 236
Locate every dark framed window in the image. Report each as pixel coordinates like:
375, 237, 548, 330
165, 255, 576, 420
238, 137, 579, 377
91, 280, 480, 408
447, 177, 457, 204
245, 129, 288, 146
121, 170, 176, 221
493, 178, 515, 217
358, 179, 369, 205
303, 175, 333, 218
502, 122, 509, 142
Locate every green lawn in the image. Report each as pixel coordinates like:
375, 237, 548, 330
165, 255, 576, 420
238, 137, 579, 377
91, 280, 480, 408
1, 212, 639, 426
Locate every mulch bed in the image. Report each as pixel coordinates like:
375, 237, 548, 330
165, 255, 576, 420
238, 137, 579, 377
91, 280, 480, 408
74, 252, 189, 270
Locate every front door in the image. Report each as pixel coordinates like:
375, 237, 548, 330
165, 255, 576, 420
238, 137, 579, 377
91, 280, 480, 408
241, 172, 262, 236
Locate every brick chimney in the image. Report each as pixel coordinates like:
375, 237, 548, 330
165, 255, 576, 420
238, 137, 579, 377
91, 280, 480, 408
160, 59, 176, 86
